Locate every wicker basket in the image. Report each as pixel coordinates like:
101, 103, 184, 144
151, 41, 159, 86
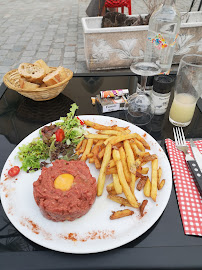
3, 67, 73, 101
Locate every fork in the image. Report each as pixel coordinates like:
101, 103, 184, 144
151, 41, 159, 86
173, 127, 202, 194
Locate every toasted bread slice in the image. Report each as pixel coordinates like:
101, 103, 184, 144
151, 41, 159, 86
18, 63, 46, 84
19, 77, 40, 90
43, 66, 68, 86
34, 59, 50, 74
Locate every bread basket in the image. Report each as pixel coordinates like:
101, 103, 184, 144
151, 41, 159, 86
3, 67, 73, 101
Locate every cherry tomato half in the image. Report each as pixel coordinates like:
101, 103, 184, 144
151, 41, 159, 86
8, 166, 20, 177
55, 128, 65, 142
77, 117, 84, 125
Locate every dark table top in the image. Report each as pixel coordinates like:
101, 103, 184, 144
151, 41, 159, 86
0, 74, 202, 270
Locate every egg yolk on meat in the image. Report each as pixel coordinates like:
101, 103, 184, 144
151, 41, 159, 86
54, 174, 74, 191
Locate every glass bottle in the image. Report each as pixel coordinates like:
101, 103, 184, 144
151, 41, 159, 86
145, 0, 181, 74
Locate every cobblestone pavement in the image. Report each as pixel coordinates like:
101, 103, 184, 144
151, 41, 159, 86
0, 0, 201, 82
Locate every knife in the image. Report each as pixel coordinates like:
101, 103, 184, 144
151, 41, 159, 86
190, 139, 202, 173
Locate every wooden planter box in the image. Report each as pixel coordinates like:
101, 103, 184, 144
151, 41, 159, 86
81, 12, 202, 71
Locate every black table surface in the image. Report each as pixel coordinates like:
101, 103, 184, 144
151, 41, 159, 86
0, 74, 202, 270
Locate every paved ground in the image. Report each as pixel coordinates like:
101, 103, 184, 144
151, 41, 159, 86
0, 0, 201, 82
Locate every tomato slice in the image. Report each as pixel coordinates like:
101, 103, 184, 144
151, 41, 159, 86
55, 128, 65, 142
8, 166, 20, 177
77, 117, 84, 125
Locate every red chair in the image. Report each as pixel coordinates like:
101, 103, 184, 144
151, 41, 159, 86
104, 0, 132, 15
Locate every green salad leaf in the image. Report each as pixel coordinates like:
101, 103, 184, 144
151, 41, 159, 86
18, 139, 49, 172
56, 103, 85, 145
17, 103, 84, 172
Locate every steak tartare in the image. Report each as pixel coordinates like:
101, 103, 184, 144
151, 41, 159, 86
33, 160, 97, 222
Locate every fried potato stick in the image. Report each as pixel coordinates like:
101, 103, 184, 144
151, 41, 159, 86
97, 143, 112, 196
97, 130, 123, 136
80, 139, 94, 161
76, 139, 87, 155
157, 167, 162, 189
84, 120, 129, 132
144, 177, 151, 197
113, 149, 139, 208
112, 173, 122, 194
110, 134, 137, 145
119, 147, 131, 183
85, 134, 109, 140
134, 138, 145, 152
158, 179, 165, 190
107, 194, 133, 207
110, 209, 134, 220
106, 167, 118, 175
134, 133, 150, 150
140, 200, 148, 217
104, 136, 117, 146
123, 140, 136, 192
151, 158, 158, 201
106, 182, 115, 192
75, 140, 83, 151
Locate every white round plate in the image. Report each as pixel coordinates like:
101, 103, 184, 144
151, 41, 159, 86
0, 115, 172, 254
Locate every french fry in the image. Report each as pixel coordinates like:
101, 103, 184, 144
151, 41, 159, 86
119, 147, 131, 183
84, 120, 113, 130
130, 143, 149, 157
110, 134, 137, 145
110, 209, 134, 219
97, 130, 123, 136
123, 140, 136, 192
107, 194, 133, 207
136, 176, 148, 191
142, 154, 158, 164
137, 167, 149, 174
112, 142, 123, 149
76, 139, 87, 155
134, 138, 145, 152
112, 174, 123, 194
140, 200, 148, 217
107, 190, 117, 195
151, 158, 158, 201
84, 120, 129, 133
91, 140, 104, 160
75, 140, 83, 151
86, 153, 94, 158
103, 136, 117, 146
107, 159, 116, 169
110, 209, 134, 220
158, 179, 165, 190
97, 143, 112, 196
134, 133, 150, 150
85, 134, 109, 140
157, 167, 162, 189
144, 177, 151, 197
80, 139, 94, 161
106, 182, 115, 192
106, 167, 118, 175
98, 147, 106, 160
115, 160, 139, 207
94, 157, 101, 169
135, 158, 142, 168
89, 157, 95, 163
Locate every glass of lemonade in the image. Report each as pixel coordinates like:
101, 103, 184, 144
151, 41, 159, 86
169, 55, 202, 127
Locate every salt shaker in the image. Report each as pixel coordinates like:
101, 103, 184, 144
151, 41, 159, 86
152, 75, 175, 115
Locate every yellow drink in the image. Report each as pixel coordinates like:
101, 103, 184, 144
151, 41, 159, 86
169, 93, 196, 126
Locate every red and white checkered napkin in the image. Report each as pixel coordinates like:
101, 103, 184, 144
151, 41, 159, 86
165, 138, 202, 236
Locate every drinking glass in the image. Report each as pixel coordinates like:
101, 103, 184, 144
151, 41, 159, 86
125, 56, 161, 126
169, 54, 202, 127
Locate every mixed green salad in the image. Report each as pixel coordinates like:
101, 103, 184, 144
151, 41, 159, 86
17, 103, 85, 172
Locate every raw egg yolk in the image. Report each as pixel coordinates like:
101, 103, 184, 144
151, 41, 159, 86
54, 174, 74, 191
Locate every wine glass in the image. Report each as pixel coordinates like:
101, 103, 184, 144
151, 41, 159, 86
125, 56, 161, 126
